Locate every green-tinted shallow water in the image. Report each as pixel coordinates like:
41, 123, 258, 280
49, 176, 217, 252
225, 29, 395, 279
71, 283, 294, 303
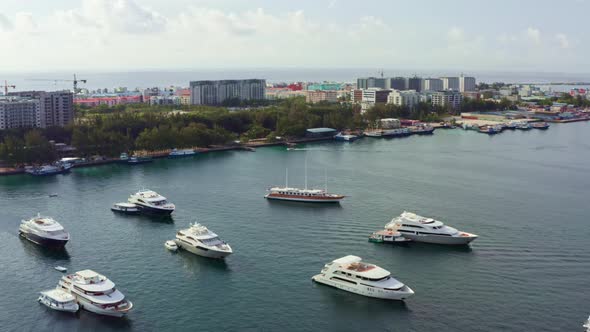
1, 123, 589, 332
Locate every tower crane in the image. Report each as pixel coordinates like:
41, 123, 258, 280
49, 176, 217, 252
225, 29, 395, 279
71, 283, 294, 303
1, 80, 16, 96
27, 74, 87, 94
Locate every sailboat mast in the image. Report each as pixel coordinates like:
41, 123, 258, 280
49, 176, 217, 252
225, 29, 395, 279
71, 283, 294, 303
304, 156, 308, 190
285, 168, 288, 188
325, 168, 328, 192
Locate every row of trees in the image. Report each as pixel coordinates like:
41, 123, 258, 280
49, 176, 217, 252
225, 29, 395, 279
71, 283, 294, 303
0, 97, 458, 165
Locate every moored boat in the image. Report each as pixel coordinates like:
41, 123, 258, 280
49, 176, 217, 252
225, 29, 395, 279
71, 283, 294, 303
127, 156, 153, 165
168, 148, 196, 158
111, 202, 140, 215
19, 214, 70, 248
410, 125, 434, 135
532, 121, 550, 129
334, 132, 359, 142
515, 121, 532, 130
38, 289, 79, 313
368, 230, 411, 243
478, 125, 499, 135
127, 189, 175, 215
312, 255, 414, 300
385, 211, 478, 245
164, 240, 178, 251
175, 223, 233, 259
25, 163, 72, 176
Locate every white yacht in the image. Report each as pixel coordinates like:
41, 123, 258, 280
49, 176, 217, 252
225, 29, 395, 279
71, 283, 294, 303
57, 269, 133, 317
175, 223, 233, 259
19, 214, 70, 248
312, 255, 414, 300
128, 189, 175, 215
385, 211, 478, 245
38, 288, 79, 313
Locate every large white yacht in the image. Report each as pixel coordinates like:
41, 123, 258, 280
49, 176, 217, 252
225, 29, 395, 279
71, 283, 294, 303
175, 223, 233, 259
385, 211, 478, 245
128, 189, 175, 215
57, 269, 133, 317
19, 214, 70, 248
312, 255, 414, 300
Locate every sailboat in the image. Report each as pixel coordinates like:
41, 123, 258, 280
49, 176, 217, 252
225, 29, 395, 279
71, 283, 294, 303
264, 163, 345, 203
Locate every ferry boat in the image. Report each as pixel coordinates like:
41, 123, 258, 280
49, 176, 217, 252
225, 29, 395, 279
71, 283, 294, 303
128, 189, 175, 215
175, 223, 233, 259
111, 202, 140, 215
334, 132, 358, 142
38, 289, 79, 313
168, 148, 196, 158
25, 163, 72, 176
312, 255, 414, 300
19, 214, 70, 248
385, 211, 478, 245
57, 269, 133, 317
368, 230, 411, 244
532, 121, 550, 129
265, 169, 344, 203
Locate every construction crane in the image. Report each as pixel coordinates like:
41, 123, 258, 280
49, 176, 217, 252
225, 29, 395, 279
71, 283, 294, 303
27, 74, 87, 94
1, 80, 16, 96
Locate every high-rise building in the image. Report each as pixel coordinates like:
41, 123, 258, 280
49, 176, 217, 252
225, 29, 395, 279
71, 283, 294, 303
190, 79, 266, 105
422, 78, 444, 91
459, 75, 476, 92
441, 77, 460, 91
431, 91, 463, 109
0, 97, 41, 130
389, 77, 409, 90
8, 91, 74, 127
306, 90, 338, 103
408, 77, 423, 92
357, 77, 390, 89
387, 90, 420, 109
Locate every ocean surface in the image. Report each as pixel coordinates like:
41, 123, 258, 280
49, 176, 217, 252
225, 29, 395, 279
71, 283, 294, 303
3, 69, 590, 91
1, 123, 589, 331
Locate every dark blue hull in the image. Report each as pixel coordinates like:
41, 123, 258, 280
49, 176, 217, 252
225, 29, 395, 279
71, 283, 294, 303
136, 204, 174, 215
20, 231, 68, 248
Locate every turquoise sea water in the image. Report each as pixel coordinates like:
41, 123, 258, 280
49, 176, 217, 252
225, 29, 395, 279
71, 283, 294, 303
1, 123, 589, 331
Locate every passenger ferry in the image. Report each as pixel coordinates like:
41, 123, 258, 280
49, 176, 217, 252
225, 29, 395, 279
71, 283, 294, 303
19, 214, 70, 248
57, 269, 133, 317
128, 189, 175, 215
175, 223, 233, 259
312, 255, 414, 300
385, 211, 478, 245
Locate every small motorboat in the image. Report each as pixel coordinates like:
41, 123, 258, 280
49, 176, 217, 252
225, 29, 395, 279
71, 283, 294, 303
54, 266, 67, 272
111, 202, 140, 214
369, 230, 412, 244
165, 240, 178, 251
38, 289, 79, 313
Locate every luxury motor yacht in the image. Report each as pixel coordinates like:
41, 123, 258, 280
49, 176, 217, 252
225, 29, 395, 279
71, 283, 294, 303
128, 189, 175, 215
57, 269, 133, 317
385, 211, 478, 245
38, 289, 79, 313
312, 255, 414, 300
175, 223, 233, 259
19, 214, 70, 248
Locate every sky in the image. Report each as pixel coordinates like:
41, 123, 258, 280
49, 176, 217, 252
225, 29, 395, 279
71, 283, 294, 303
0, 0, 588, 73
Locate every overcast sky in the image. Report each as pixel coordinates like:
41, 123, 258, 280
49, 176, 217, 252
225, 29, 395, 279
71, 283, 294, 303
0, 0, 587, 73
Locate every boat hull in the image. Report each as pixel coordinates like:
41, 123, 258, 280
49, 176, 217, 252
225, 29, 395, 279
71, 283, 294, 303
38, 298, 79, 313
134, 204, 174, 215
399, 233, 477, 245
76, 297, 132, 317
264, 194, 342, 203
19, 231, 68, 248
168, 152, 196, 158
111, 207, 140, 215
176, 240, 232, 259
312, 275, 414, 300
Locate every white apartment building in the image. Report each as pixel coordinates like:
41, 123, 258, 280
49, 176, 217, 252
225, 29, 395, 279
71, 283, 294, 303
431, 91, 463, 109
459, 76, 476, 92
387, 89, 420, 109
0, 97, 41, 130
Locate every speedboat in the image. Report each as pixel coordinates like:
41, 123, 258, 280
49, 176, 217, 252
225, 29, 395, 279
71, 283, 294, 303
164, 240, 178, 251
111, 202, 140, 215
168, 148, 196, 158
25, 163, 72, 176
55, 266, 68, 272
19, 214, 70, 248
175, 223, 233, 259
57, 269, 133, 317
368, 230, 411, 244
385, 211, 478, 245
128, 189, 175, 215
312, 255, 414, 300
38, 289, 79, 313
334, 132, 358, 142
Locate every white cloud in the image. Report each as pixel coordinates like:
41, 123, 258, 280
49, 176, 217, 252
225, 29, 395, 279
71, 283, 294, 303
447, 27, 464, 42
526, 27, 541, 44
0, 13, 13, 31
328, 0, 337, 8
555, 33, 570, 49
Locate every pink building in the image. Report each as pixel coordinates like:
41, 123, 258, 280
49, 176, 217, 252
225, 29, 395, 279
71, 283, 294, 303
75, 95, 142, 107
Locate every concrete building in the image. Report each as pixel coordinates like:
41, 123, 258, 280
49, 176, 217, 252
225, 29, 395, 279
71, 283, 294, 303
459, 75, 476, 92
389, 77, 409, 90
75, 95, 142, 107
432, 91, 463, 109
357, 77, 390, 89
387, 90, 421, 109
0, 97, 41, 130
441, 77, 460, 91
149, 96, 181, 106
351, 89, 364, 103
306, 90, 338, 104
190, 79, 266, 105
422, 78, 443, 91
362, 89, 391, 104
307, 83, 342, 91
8, 91, 74, 128
408, 77, 423, 92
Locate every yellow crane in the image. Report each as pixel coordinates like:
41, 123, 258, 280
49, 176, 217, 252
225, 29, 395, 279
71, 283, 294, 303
27, 74, 87, 93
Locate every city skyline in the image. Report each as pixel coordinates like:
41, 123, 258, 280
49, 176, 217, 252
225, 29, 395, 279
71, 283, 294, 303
0, 0, 588, 73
